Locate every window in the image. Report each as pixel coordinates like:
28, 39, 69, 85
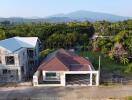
3, 69, 7, 74
2, 69, 11, 75
5, 56, 15, 65
21, 66, 24, 74
27, 49, 34, 58
46, 72, 57, 78
45, 72, 60, 81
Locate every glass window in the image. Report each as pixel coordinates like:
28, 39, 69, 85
46, 72, 57, 77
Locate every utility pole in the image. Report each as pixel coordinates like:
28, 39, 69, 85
98, 56, 101, 84
99, 56, 101, 71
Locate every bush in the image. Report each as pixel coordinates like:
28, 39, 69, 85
120, 55, 129, 65
124, 63, 132, 75
39, 49, 53, 58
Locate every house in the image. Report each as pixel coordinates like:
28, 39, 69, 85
33, 49, 99, 86
0, 37, 41, 82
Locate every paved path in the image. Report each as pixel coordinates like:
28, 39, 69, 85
0, 85, 132, 100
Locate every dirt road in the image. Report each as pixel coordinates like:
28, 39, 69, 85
0, 85, 132, 100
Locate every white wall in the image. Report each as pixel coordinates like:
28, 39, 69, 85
0, 39, 40, 82
42, 71, 65, 86
0, 47, 28, 81
40, 71, 99, 86
33, 70, 40, 86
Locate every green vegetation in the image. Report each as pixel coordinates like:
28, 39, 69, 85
39, 49, 54, 58
124, 96, 132, 100
0, 20, 132, 75
0, 22, 94, 48
77, 51, 126, 73
124, 63, 132, 75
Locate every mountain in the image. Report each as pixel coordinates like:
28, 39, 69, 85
0, 10, 131, 23
49, 10, 131, 22
0, 17, 73, 23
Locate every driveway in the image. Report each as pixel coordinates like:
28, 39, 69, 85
0, 85, 132, 100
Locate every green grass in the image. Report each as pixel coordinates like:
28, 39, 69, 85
124, 96, 132, 100
77, 51, 126, 73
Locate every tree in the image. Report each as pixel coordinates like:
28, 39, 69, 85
0, 29, 6, 40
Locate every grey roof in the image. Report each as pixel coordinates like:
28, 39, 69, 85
0, 37, 38, 53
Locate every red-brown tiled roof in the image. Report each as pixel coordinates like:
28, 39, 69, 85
38, 49, 93, 71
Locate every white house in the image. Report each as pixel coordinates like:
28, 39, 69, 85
0, 37, 41, 82
33, 49, 99, 86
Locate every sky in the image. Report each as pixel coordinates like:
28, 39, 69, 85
0, 0, 132, 17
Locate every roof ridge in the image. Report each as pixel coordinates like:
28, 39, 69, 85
38, 56, 69, 71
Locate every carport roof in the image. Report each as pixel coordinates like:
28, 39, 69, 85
38, 49, 93, 71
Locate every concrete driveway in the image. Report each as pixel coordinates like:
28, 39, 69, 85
0, 85, 132, 100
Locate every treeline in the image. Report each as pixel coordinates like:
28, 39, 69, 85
0, 21, 94, 48
0, 20, 132, 74
0, 20, 132, 57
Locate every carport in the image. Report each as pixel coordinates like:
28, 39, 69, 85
65, 71, 99, 86
66, 74, 90, 86
33, 49, 100, 87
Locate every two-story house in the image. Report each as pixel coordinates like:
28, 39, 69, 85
0, 37, 41, 82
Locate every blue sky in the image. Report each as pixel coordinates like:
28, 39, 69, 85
0, 0, 132, 17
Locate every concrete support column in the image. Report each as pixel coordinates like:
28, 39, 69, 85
33, 71, 40, 86
18, 68, 22, 81
96, 72, 99, 86
33, 75, 38, 86
61, 73, 65, 86
90, 73, 93, 86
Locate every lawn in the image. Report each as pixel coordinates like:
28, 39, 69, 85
76, 51, 126, 73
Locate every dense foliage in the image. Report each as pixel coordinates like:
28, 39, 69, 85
0, 20, 132, 67
0, 22, 94, 49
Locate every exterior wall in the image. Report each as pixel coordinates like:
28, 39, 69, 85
0, 47, 28, 82
0, 39, 40, 83
35, 41, 40, 64
27, 44, 40, 77
17, 48, 28, 81
42, 71, 65, 86
33, 70, 99, 87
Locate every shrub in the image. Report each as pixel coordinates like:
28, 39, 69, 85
39, 49, 53, 58
124, 63, 132, 75
120, 55, 129, 65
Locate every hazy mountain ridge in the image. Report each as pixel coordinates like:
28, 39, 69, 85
0, 10, 131, 23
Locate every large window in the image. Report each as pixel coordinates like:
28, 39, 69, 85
5, 56, 15, 65
46, 72, 57, 78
